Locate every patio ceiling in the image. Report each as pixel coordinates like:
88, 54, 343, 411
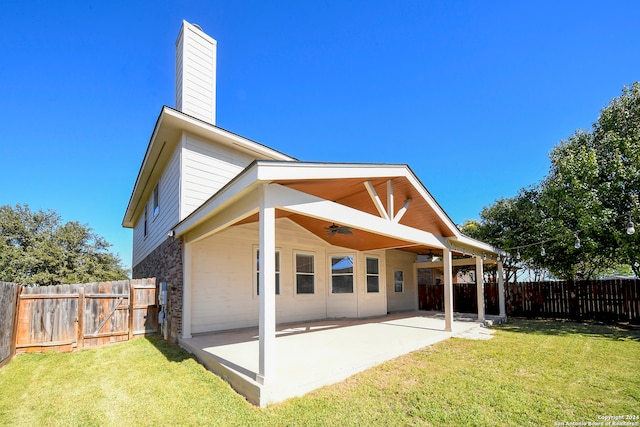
233, 175, 456, 253
174, 161, 497, 256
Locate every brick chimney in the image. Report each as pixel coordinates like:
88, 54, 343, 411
175, 20, 217, 125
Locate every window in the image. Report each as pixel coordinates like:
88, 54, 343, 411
394, 270, 404, 293
331, 255, 354, 293
296, 253, 314, 294
143, 205, 148, 237
256, 249, 280, 295
152, 184, 159, 218
366, 257, 379, 293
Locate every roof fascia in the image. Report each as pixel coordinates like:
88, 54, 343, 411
254, 161, 411, 181
122, 107, 297, 228
448, 234, 502, 255
162, 107, 296, 162
393, 165, 462, 238
122, 107, 173, 228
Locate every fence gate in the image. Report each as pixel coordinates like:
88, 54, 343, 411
15, 279, 157, 353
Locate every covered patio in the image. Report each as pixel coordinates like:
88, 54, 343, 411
179, 311, 502, 406
172, 161, 507, 405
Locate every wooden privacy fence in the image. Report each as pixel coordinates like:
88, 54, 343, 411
419, 279, 640, 324
14, 278, 158, 353
418, 282, 500, 315
0, 282, 20, 367
507, 279, 640, 323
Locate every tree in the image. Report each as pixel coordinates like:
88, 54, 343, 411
540, 82, 640, 278
0, 204, 129, 285
461, 186, 548, 283
465, 82, 640, 280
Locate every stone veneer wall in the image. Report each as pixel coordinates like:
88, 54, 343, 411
132, 237, 183, 343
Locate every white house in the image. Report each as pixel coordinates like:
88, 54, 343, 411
122, 20, 506, 390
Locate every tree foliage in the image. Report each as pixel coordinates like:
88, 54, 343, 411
467, 82, 640, 280
0, 204, 129, 285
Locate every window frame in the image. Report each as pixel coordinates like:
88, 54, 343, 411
394, 269, 404, 293
255, 248, 280, 296
295, 252, 315, 295
366, 256, 380, 293
143, 204, 148, 238
330, 254, 355, 294
152, 183, 160, 218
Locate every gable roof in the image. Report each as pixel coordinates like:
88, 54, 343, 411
122, 106, 295, 228
172, 160, 498, 256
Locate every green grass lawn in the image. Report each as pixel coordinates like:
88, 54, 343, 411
1, 318, 638, 426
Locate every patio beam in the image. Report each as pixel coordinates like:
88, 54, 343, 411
414, 258, 495, 268
257, 184, 276, 385
387, 180, 394, 219
476, 255, 485, 322
393, 198, 412, 223
443, 248, 454, 332
269, 183, 447, 249
364, 181, 390, 221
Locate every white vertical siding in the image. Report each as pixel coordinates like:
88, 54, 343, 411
180, 133, 254, 220
132, 147, 181, 267
385, 249, 418, 312
175, 31, 184, 113
176, 21, 216, 125
189, 219, 388, 333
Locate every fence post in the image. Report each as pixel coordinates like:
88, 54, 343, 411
8, 285, 22, 367
77, 285, 84, 350
128, 280, 135, 341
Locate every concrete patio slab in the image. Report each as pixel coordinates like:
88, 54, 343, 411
179, 311, 499, 406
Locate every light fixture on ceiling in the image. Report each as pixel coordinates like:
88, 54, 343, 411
325, 223, 353, 237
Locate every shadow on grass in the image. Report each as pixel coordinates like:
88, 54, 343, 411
497, 317, 640, 342
143, 334, 194, 363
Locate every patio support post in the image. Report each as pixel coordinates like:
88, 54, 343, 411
475, 256, 485, 322
257, 184, 276, 385
182, 241, 193, 339
497, 260, 506, 317
443, 247, 454, 332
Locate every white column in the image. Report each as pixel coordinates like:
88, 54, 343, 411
413, 259, 419, 311
181, 241, 192, 339
476, 256, 485, 322
497, 260, 506, 317
257, 184, 276, 385
443, 248, 454, 332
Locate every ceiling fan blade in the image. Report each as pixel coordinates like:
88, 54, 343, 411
327, 230, 337, 237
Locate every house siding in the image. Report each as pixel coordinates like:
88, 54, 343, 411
132, 131, 263, 267
189, 219, 388, 333
176, 21, 216, 124
181, 133, 255, 220
385, 249, 418, 312
132, 146, 181, 268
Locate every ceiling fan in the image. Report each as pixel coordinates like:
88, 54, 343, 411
325, 223, 353, 237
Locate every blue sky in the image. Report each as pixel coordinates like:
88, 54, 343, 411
1, 1, 639, 271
